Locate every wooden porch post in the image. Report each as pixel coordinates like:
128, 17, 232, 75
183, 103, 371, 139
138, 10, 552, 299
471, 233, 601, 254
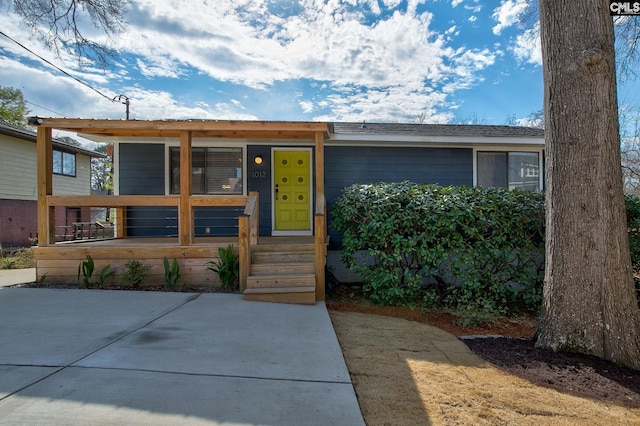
315, 131, 325, 203
179, 131, 193, 246
37, 126, 54, 246
314, 131, 326, 301
115, 207, 126, 238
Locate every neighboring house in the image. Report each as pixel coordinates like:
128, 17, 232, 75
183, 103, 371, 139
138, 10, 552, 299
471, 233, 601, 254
0, 122, 104, 248
29, 119, 544, 304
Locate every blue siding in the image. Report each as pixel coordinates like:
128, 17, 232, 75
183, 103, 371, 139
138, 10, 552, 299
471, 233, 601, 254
117, 143, 473, 239
119, 143, 248, 237
119, 144, 173, 237
194, 206, 244, 236
126, 206, 178, 237
119, 144, 165, 195
247, 145, 272, 236
325, 145, 473, 247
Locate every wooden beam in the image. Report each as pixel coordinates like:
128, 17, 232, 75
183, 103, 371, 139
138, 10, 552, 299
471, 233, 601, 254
314, 131, 326, 301
114, 207, 126, 238
314, 196, 326, 302
248, 191, 259, 246
37, 127, 54, 246
46, 195, 255, 208
190, 195, 248, 207
314, 131, 325, 213
179, 131, 193, 246
238, 215, 250, 292
33, 118, 331, 139
47, 195, 179, 207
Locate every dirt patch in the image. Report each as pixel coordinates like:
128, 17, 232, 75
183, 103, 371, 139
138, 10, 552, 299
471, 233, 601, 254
327, 285, 640, 425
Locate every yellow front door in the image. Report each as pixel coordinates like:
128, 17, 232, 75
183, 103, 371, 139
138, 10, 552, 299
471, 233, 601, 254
273, 149, 311, 232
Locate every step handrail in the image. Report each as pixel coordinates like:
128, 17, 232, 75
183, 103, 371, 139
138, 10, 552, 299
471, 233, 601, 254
238, 191, 259, 292
314, 194, 327, 301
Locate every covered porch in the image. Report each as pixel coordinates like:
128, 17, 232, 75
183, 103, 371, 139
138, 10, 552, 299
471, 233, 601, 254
32, 119, 332, 304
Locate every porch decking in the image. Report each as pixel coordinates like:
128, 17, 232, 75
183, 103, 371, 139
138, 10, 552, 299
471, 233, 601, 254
34, 236, 322, 304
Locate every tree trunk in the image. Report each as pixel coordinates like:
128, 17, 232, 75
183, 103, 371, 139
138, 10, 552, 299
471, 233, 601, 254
536, 0, 640, 368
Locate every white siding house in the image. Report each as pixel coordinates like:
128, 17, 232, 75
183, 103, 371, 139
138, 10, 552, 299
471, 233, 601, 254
0, 122, 103, 248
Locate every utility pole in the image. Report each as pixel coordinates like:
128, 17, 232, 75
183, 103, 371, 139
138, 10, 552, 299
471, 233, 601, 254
113, 95, 130, 120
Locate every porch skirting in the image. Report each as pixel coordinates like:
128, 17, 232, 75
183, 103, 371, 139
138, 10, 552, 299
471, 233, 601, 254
34, 237, 238, 287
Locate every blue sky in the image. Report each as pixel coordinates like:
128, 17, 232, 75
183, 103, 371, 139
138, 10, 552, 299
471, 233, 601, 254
0, 0, 637, 128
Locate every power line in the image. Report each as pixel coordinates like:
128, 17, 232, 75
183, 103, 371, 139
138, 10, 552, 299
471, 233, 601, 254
25, 100, 64, 117
0, 30, 114, 102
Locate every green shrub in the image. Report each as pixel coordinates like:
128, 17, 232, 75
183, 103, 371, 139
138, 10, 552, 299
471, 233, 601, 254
121, 259, 150, 288
625, 194, 640, 268
331, 182, 545, 314
206, 245, 239, 290
625, 194, 640, 306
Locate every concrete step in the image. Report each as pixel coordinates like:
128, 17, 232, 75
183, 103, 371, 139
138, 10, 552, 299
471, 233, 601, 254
243, 286, 316, 305
246, 273, 316, 289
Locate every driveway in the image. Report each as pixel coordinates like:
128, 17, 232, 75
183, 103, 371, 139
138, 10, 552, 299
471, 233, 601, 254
0, 288, 364, 425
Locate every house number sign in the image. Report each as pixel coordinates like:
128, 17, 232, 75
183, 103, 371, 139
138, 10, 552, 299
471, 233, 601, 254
251, 171, 268, 179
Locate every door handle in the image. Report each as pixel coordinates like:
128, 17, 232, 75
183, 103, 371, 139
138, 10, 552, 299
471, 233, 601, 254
275, 183, 279, 200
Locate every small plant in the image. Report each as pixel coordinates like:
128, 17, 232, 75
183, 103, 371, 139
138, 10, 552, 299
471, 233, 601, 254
163, 257, 181, 288
8, 248, 35, 268
206, 245, 238, 290
39, 273, 48, 284
97, 264, 115, 286
78, 255, 96, 287
121, 259, 150, 288
78, 255, 114, 287
1, 257, 15, 270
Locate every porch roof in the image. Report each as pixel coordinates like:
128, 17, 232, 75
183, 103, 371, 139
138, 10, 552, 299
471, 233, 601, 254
28, 118, 332, 140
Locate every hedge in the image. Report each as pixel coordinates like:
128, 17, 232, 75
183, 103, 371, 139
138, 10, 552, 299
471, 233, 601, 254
332, 182, 640, 315
331, 182, 546, 315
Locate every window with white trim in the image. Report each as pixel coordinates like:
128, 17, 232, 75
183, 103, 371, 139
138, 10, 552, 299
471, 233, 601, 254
170, 147, 243, 194
477, 151, 540, 191
53, 150, 76, 177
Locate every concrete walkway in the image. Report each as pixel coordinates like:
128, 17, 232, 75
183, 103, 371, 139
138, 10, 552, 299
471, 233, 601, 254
0, 285, 364, 425
0, 268, 36, 287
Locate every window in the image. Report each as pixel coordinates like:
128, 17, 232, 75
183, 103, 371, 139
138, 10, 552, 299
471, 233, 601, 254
170, 147, 243, 194
53, 150, 76, 177
477, 151, 540, 191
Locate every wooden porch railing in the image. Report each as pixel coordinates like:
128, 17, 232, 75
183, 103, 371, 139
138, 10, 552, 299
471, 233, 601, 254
45, 192, 259, 288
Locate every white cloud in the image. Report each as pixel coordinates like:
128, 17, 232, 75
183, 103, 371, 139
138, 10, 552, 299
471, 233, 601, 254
512, 26, 541, 65
492, 0, 527, 35
0, 0, 505, 123
313, 86, 453, 123
299, 100, 315, 114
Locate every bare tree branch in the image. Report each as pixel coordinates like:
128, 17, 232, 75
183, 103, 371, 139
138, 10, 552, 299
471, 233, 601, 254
2, 0, 130, 68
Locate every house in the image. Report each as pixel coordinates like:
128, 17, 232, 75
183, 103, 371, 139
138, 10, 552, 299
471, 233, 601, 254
29, 118, 544, 303
0, 122, 105, 249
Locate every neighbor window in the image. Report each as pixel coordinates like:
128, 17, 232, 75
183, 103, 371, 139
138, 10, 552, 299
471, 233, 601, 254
53, 150, 76, 177
477, 151, 540, 191
170, 147, 243, 194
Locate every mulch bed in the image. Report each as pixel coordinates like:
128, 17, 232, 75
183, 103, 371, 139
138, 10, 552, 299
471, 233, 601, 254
464, 337, 640, 408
